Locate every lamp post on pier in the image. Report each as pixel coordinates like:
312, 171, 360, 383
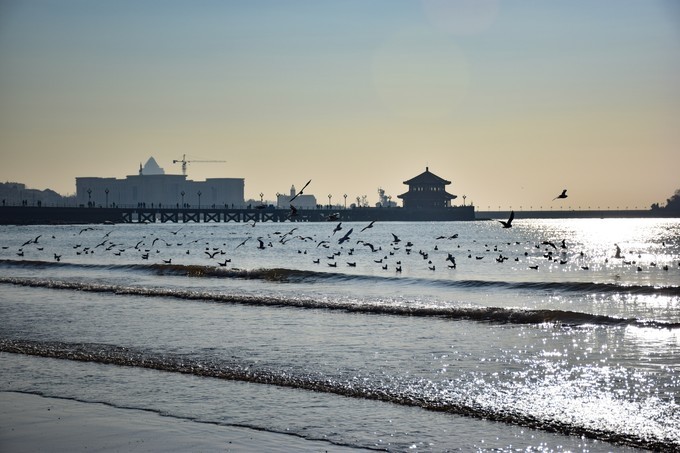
343, 194, 347, 209
87, 189, 92, 207
328, 194, 332, 209
180, 191, 185, 207
105, 188, 109, 208
197, 191, 202, 209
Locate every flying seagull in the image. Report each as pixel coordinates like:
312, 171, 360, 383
360, 221, 376, 232
499, 210, 514, 228
338, 228, 354, 245
553, 189, 568, 201
288, 204, 299, 219
290, 179, 311, 203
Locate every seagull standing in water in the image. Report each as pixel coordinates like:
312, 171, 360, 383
553, 189, 568, 201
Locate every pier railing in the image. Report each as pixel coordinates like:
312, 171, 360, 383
0, 205, 476, 225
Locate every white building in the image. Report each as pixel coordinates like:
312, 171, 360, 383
76, 157, 244, 208
276, 185, 317, 209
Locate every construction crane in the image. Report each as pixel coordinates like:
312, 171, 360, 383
172, 154, 226, 176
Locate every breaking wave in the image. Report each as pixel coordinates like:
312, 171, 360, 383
1, 276, 678, 329
1, 338, 676, 451
1, 259, 679, 296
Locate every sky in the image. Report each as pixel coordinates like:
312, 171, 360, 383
1, 0, 678, 210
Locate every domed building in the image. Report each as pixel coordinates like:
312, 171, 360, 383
75, 157, 244, 208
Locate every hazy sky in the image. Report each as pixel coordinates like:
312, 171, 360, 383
1, 0, 678, 209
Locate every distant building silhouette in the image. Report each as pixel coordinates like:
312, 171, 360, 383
75, 157, 244, 208
397, 167, 457, 209
276, 185, 317, 209
0, 181, 69, 206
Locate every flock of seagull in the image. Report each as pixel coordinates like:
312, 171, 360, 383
2, 188, 678, 275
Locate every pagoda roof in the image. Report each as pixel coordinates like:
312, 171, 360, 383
397, 190, 457, 200
403, 167, 451, 185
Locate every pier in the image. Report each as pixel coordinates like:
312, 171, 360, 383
0, 205, 476, 225
3, 205, 677, 226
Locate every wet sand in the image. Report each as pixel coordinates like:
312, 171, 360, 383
0, 391, 369, 452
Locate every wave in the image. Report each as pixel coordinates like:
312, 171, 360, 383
2, 258, 679, 296
1, 276, 678, 329
1, 338, 675, 451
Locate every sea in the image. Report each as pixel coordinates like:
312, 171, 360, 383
1, 218, 679, 451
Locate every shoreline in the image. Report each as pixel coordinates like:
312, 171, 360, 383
0, 391, 370, 452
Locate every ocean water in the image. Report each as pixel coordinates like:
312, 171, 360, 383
1, 218, 679, 451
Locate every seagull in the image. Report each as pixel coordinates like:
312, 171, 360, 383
288, 205, 299, 219
235, 238, 250, 249
499, 210, 514, 228
390, 233, 401, 243
553, 189, 568, 201
360, 221, 376, 232
332, 223, 342, 235
541, 240, 557, 250
338, 228, 353, 245
290, 179, 311, 203
362, 242, 376, 252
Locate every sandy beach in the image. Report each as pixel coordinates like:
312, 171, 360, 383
0, 391, 369, 452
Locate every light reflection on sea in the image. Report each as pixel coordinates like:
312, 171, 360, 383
1, 218, 679, 450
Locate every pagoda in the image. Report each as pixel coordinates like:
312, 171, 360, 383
397, 167, 457, 209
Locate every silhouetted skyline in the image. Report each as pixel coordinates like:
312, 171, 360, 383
1, 1, 678, 210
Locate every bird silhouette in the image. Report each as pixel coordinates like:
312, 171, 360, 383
499, 211, 514, 228
360, 221, 376, 232
338, 228, 353, 244
362, 242, 376, 252
235, 238, 250, 249
553, 189, 568, 201
288, 205, 299, 219
289, 179, 311, 203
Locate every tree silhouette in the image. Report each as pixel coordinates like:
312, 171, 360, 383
666, 189, 680, 210
653, 189, 680, 211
